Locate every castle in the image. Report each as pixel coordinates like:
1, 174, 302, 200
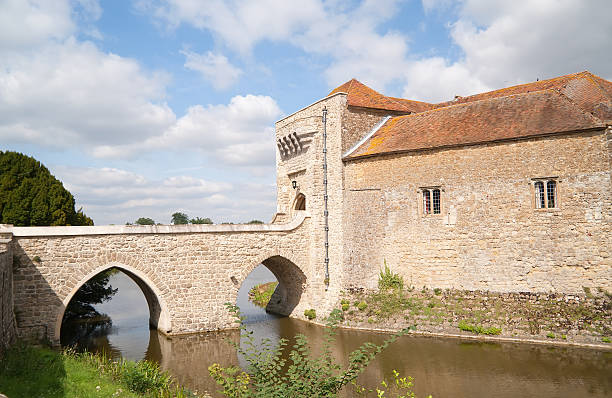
274, 71, 611, 294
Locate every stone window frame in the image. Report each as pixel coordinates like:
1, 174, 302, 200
531, 177, 560, 210
418, 186, 444, 217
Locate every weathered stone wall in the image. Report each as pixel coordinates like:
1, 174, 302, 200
0, 236, 16, 355
341, 107, 392, 154
7, 216, 312, 345
275, 93, 348, 313
343, 129, 612, 293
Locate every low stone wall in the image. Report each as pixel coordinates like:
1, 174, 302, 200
338, 286, 612, 347
0, 237, 16, 356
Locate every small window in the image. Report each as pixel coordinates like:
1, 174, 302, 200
534, 179, 557, 209
422, 188, 441, 215
423, 190, 431, 214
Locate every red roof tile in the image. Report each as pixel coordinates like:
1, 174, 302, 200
329, 79, 433, 113
346, 89, 605, 159
435, 71, 612, 122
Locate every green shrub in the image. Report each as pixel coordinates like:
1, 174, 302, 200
357, 301, 368, 311
546, 332, 555, 339
210, 304, 414, 398
433, 288, 442, 295
378, 261, 404, 291
341, 303, 349, 311
602, 336, 611, 343
304, 309, 316, 320
120, 360, 172, 394
341, 299, 350, 305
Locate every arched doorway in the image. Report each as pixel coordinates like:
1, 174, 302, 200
56, 263, 170, 349
294, 193, 306, 211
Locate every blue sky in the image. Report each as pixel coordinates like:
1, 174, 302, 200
1, 0, 611, 225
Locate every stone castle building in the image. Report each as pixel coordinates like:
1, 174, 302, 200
275, 71, 611, 295
0, 71, 610, 349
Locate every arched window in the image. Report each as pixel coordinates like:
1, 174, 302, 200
422, 188, 441, 215
294, 193, 306, 210
423, 190, 431, 214
534, 181, 545, 208
546, 180, 556, 208
534, 179, 557, 209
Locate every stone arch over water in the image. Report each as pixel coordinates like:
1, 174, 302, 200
234, 253, 307, 317
55, 262, 171, 341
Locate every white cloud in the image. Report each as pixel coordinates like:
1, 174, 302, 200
138, 0, 412, 90
54, 166, 275, 225
409, 0, 612, 101
401, 57, 490, 102
0, 0, 75, 51
136, 0, 324, 55
140, 94, 281, 166
0, 39, 175, 149
182, 50, 242, 90
0, 3, 281, 169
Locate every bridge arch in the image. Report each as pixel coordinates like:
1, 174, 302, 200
55, 261, 171, 341
232, 251, 307, 316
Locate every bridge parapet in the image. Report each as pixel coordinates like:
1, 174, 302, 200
9, 211, 308, 237
0, 225, 13, 252
9, 210, 323, 345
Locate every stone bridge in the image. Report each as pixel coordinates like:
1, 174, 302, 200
0, 211, 329, 345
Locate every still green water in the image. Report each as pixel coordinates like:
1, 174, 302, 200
61, 268, 612, 397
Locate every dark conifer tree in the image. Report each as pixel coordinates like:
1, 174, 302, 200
0, 151, 93, 226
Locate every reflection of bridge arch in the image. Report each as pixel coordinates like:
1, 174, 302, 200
55, 261, 171, 341
233, 252, 306, 317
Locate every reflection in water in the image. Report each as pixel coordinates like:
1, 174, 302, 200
62, 268, 612, 398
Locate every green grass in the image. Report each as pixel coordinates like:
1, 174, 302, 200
248, 281, 278, 308
458, 320, 502, 335
0, 343, 194, 398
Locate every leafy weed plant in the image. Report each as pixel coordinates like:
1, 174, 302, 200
209, 304, 413, 398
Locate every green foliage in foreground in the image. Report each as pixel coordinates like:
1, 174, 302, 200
209, 304, 428, 398
0, 150, 93, 226
0, 343, 194, 398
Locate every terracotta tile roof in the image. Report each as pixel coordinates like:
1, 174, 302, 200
346, 89, 605, 160
435, 71, 612, 122
329, 79, 434, 113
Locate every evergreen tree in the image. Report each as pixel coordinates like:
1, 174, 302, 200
0, 151, 93, 226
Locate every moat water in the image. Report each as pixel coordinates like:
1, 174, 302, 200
61, 268, 612, 397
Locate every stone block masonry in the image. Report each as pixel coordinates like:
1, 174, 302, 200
2, 213, 315, 345
342, 129, 612, 294
0, 233, 16, 356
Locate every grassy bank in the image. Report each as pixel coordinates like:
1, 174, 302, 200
0, 343, 197, 398
248, 281, 278, 308
333, 265, 612, 347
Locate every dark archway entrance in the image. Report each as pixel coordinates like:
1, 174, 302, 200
57, 264, 170, 353
294, 193, 306, 211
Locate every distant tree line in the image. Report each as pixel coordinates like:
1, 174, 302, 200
0, 151, 93, 226
128, 213, 264, 225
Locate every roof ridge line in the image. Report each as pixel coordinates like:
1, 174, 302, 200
343, 115, 392, 158
581, 71, 612, 102
553, 87, 606, 124
398, 88, 563, 119
434, 71, 587, 106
